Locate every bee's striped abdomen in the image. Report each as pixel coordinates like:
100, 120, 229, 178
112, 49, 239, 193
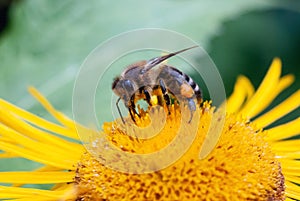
166, 66, 202, 104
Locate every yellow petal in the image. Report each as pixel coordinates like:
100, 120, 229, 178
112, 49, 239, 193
253, 90, 300, 128
249, 74, 294, 118
238, 58, 282, 118
0, 172, 74, 184
226, 75, 254, 114
28, 87, 77, 131
270, 139, 300, 152
0, 141, 74, 169
266, 117, 300, 141
0, 99, 79, 140
0, 185, 75, 200
0, 105, 84, 157
285, 181, 300, 200
0, 152, 17, 158
0, 123, 81, 164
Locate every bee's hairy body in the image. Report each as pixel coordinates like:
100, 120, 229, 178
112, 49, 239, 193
112, 46, 202, 124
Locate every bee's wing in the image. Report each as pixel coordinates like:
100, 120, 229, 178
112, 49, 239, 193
142, 46, 198, 74
122, 61, 147, 77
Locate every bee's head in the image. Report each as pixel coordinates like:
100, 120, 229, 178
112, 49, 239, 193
112, 76, 120, 90
112, 76, 125, 98
112, 76, 124, 97
112, 76, 136, 103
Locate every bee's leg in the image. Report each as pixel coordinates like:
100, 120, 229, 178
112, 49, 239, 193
128, 105, 137, 123
116, 97, 125, 124
158, 79, 171, 114
156, 93, 164, 105
187, 98, 196, 123
152, 86, 164, 105
142, 87, 152, 107
129, 94, 140, 123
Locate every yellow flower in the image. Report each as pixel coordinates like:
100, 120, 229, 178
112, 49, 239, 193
0, 58, 299, 200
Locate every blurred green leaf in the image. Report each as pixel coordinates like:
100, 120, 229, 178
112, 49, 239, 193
0, 0, 276, 117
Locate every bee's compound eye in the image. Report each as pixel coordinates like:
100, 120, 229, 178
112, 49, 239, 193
123, 80, 135, 92
112, 77, 120, 89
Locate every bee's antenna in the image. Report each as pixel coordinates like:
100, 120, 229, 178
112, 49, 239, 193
116, 97, 125, 124
142, 45, 198, 73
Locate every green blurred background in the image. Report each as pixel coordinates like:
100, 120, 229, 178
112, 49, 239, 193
0, 0, 299, 184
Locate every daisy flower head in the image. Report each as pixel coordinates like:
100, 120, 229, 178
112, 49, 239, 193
0, 29, 299, 201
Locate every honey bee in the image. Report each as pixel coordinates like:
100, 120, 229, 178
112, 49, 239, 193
112, 46, 202, 124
